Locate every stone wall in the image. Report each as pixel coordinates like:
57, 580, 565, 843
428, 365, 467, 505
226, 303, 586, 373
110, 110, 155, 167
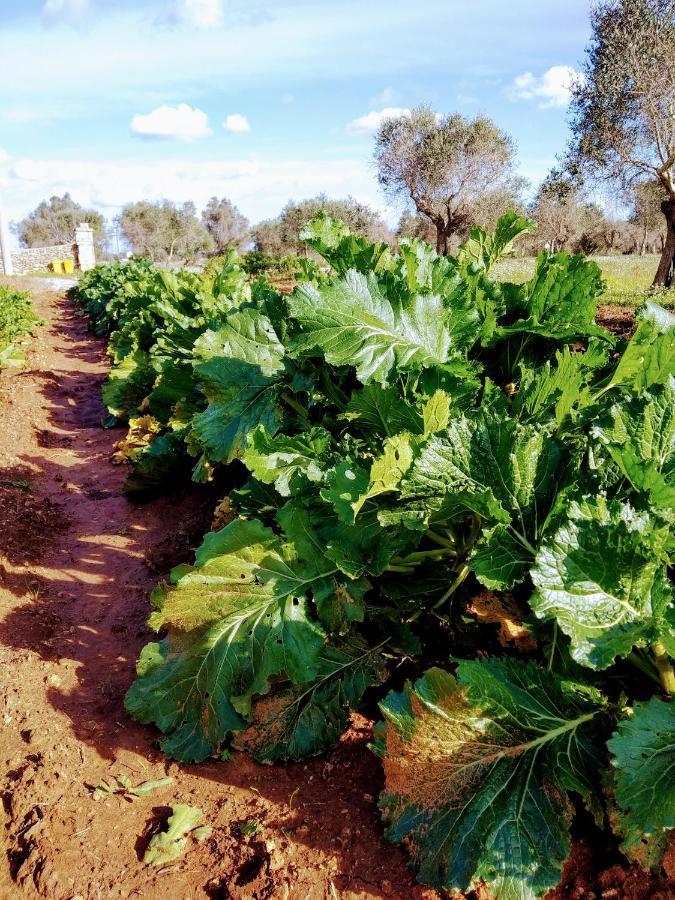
0, 243, 76, 275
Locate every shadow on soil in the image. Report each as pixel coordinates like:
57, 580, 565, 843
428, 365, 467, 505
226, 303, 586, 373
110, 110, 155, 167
0, 294, 412, 897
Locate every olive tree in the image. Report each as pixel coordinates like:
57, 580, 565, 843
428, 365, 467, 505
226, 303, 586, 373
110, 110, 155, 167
631, 180, 670, 254
117, 200, 212, 264
374, 107, 521, 254
568, 0, 675, 285
15, 193, 105, 248
252, 195, 392, 256
201, 196, 249, 254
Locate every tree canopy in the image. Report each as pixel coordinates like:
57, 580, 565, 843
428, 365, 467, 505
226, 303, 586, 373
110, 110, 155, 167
374, 106, 522, 254
568, 0, 675, 284
117, 200, 212, 264
15, 193, 105, 249
252, 195, 391, 256
201, 196, 249, 254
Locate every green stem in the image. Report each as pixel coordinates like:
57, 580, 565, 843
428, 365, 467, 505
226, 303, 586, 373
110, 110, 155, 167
385, 564, 416, 574
509, 526, 537, 557
652, 642, 675, 694
281, 392, 309, 420
391, 548, 456, 565
424, 529, 456, 549
432, 564, 470, 611
547, 622, 558, 672
627, 651, 662, 687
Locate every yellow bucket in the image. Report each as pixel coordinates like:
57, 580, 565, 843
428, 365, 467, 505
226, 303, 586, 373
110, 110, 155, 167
63, 259, 74, 274
51, 259, 64, 273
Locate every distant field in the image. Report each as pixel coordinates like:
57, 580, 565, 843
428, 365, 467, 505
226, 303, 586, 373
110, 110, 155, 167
494, 254, 675, 309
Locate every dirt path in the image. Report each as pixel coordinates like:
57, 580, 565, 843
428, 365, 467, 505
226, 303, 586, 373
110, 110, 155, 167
0, 289, 434, 900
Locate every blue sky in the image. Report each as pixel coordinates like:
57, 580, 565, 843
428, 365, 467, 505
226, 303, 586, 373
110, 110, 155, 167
0, 0, 592, 242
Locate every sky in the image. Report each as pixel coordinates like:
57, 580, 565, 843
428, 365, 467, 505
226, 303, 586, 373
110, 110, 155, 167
0, 0, 593, 246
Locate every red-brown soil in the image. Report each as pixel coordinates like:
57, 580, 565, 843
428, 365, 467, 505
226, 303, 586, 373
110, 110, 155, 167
0, 290, 671, 899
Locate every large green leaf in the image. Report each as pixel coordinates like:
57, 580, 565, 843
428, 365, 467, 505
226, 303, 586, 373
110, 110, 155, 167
594, 381, 675, 514
374, 659, 604, 898
459, 211, 536, 273
235, 638, 386, 762
300, 214, 394, 275
102, 350, 154, 418
398, 413, 560, 556
607, 697, 675, 863
190, 358, 284, 464
322, 434, 415, 523
531, 498, 673, 669
344, 383, 423, 437
492, 252, 607, 342
125, 519, 331, 761
243, 425, 333, 496
193, 309, 285, 374
608, 301, 674, 393
288, 270, 453, 384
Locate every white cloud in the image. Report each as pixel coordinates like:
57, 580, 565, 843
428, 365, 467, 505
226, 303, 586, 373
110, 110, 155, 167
508, 65, 580, 109
42, 0, 90, 23
0, 155, 397, 241
0, 148, 11, 164
223, 113, 251, 133
372, 87, 396, 105
173, 0, 225, 29
130, 104, 212, 141
346, 107, 410, 135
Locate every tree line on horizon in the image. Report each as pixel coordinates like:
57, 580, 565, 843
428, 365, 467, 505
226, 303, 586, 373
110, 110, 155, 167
13, 0, 674, 285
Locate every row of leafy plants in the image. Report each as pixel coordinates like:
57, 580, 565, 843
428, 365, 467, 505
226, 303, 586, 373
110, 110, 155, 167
0, 284, 41, 368
73, 213, 674, 899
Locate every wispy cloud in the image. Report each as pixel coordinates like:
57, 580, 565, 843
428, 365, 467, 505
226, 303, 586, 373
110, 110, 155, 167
508, 65, 580, 108
0, 154, 395, 230
130, 104, 212, 141
172, 0, 225, 29
346, 107, 410, 135
223, 113, 251, 133
371, 87, 396, 105
42, 0, 90, 25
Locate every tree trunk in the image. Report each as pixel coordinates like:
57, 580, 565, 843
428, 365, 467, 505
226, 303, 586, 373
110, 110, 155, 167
652, 199, 675, 287
639, 223, 647, 256
436, 225, 449, 256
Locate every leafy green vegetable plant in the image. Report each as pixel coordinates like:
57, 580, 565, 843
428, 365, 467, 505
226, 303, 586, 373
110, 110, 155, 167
75, 213, 675, 898
0, 285, 40, 368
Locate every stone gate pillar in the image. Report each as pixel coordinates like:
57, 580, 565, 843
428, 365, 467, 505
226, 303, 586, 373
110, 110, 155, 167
75, 222, 96, 271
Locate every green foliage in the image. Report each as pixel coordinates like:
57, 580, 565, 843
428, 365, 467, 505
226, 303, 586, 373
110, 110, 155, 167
0, 286, 40, 368
15, 192, 105, 248
374, 661, 604, 897
75, 213, 675, 897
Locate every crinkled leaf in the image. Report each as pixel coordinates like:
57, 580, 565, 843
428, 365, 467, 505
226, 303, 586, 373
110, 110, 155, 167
345, 383, 423, 437
470, 523, 534, 590
243, 425, 332, 496
459, 211, 536, 273
594, 381, 675, 514
607, 697, 675, 864
288, 270, 452, 384
300, 213, 394, 275
193, 309, 285, 375
190, 358, 284, 464
375, 659, 604, 898
609, 301, 674, 393
531, 498, 673, 669
143, 804, 204, 866
102, 350, 154, 419
493, 253, 607, 343
125, 519, 329, 761
422, 389, 451, 436
236, 638, 386, 762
